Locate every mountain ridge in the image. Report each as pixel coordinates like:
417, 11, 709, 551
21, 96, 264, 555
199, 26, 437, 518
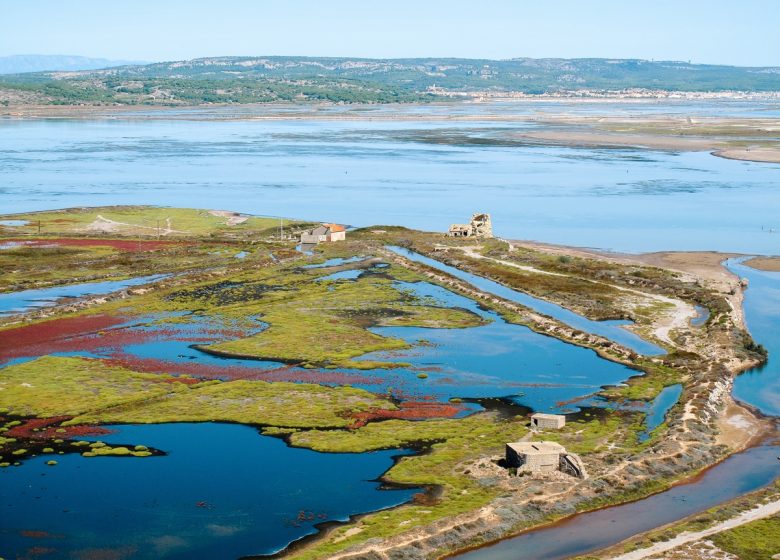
2, 55, 778, 105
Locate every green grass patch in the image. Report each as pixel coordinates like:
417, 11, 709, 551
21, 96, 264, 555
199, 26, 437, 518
711, 516, 780, 560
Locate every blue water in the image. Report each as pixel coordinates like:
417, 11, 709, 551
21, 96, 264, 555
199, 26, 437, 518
0, 219, 28, 226
386, 246, 666, 356
726, 258, 780, 416
303, 256, 368, 268
0, 423, 416, 560
1, 109, 779, 254
691, 305, 710, 327
355, 280, 641, 412
0, 274, 168, 316
638, 384, 683, 441
316, 269, 364, 281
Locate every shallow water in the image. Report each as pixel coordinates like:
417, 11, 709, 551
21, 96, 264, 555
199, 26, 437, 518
386, 246, 665, 355
690, 305, 710, 327
302, 256, 368, 268
0, 274, 167, 316
638, 383, 683, 441
727, 258, 780, 416
0, 423, 416, 560
2, 104, 779, 253
315, 269, 364, 281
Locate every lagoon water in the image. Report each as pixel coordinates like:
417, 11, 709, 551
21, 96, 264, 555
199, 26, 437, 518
0, 273, 167, 315
0, 423, 415, 560
2, 101, 779, 254
727, 258, 780, 416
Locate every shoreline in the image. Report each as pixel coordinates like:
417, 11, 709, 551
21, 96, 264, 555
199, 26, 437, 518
2, 102, 779, 164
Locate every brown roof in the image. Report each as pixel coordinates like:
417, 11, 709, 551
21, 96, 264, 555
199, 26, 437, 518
323, 223, 346, 232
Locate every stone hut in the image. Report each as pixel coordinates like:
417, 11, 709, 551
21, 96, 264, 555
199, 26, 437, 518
447, 213, 493, 238
530, 413, 566, 430
505, 440, 587, 479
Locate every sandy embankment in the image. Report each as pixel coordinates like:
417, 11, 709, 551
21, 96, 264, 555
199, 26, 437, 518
517, 129, 780, 164
607, 499, 780, 560
516, 129, 719, 152
744, 256, 780, 271
714, 147, 780, 163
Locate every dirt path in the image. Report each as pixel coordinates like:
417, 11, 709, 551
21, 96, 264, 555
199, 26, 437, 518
608, 499, 780, 560
457, 246, 695, 346
208, 209, 249, 225
85, 215, 188, 235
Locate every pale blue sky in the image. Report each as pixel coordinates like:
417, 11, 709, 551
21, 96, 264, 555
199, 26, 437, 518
2, 0, 778, 66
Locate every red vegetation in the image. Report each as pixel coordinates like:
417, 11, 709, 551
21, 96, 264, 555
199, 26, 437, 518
103, 354, 383, 385
0, 314, 128, 361
0, 314, 250, 362
54, 425, 114, 438
5, 416, 113, 440
0, 237, 187, 252
20, 530, 56, 539
20, 547, 56, 557
349, 401, 463, 428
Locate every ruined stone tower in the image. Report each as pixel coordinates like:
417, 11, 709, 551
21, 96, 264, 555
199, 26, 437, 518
470, 213, 493, 238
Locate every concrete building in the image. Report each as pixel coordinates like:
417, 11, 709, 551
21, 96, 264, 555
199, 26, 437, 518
300, 223, 346, 244
530, 413, 566, 430
505, 440, 587, 479
447, 213, 493, 238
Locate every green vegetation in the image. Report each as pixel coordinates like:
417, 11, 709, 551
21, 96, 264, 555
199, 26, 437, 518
710, 516, 780, 559
3, 57, 780, 107
140, 252, 486, 368
75, 378, 394, 428
0, 356, 396, 429
0, 205, 307, 238
0, 356, 187, 417
0, 206, 319, 292
81, 446, 153, 458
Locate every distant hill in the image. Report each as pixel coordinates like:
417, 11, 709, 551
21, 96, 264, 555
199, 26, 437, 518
1, 56, 778, 106
0, 55, 147, 75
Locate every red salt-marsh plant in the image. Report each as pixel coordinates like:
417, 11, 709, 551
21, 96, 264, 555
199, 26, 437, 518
0, 315, 129, 361
349, 401, 464, 428
5, 416, 113, 440
103, 353, 383, 385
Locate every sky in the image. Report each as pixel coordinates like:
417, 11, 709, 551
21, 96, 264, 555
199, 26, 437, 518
2, 0, 779, 66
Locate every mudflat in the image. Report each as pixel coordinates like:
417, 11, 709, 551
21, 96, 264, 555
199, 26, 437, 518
744, 256, 780, 271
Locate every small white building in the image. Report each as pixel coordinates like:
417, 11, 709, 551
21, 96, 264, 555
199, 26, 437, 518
530, 413, 566, 430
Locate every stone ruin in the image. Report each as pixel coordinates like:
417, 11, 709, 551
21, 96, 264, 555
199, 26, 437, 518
447, 213, 493, 238
505, 441, 588, 479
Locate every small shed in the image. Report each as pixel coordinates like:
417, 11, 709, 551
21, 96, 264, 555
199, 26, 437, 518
531, 413, 566, 430
505, 441, 564, 473
505, 440, 587, 478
